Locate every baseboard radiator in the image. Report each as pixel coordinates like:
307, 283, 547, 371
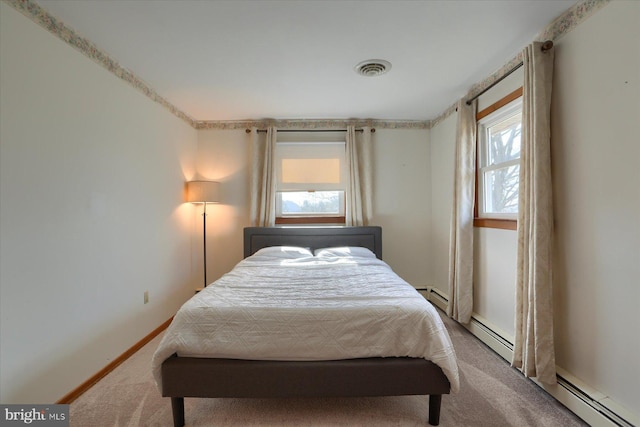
416, 287, 637, 427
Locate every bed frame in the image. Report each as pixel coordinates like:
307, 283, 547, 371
161, 226, 450, 426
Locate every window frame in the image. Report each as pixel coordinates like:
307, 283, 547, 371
274, 141, 347, 225
474, 87, 523, 231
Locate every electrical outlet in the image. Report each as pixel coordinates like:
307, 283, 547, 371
144, 290, 149, 304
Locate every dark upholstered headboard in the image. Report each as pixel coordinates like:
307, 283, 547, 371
243, 226, 382, 260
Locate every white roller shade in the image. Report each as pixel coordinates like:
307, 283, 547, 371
276, 142, 346, 191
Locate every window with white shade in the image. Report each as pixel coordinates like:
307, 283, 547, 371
275, 141, 346, 223
477, 97, 522, 219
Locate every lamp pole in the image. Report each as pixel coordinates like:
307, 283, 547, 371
202, 202, 208, 288
185, 180, 220, 289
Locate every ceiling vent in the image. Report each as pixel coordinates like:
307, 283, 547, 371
354, 59, 392, 77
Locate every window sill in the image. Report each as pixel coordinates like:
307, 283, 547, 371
474, 218, 517, 230
276, 216, 346, 225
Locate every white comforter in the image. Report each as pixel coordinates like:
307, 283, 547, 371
152, 252, 460, 393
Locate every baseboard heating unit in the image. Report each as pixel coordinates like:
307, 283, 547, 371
416, 286, 637, 427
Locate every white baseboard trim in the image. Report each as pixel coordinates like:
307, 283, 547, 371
417, 286, 637, 427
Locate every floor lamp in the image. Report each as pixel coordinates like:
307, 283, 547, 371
186, 180, 220, 288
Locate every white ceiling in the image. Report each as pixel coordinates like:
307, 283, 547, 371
34, 0, 575, 122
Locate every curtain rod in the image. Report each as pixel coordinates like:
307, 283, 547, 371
248, 128, 374, 133
465, 40, 553, 106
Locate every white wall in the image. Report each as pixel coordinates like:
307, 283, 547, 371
429, 0, 640, 417
550, 0, 639, 414
472, 228, 517, 337
0, 3, 198, 403
429, 114, 456, 293
196, 129, 252, 282
196, 128, 432, 287
371, 129, 431, 287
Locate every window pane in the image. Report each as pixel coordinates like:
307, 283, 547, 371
280, 191, 342, 215
487, 112, 521, 165
483, 165, 520, 214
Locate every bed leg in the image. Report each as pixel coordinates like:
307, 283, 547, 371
428, 394, 442, 426
171, 397, 185, 427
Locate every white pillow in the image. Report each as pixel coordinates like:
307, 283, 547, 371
314, 246, 376, 259
252, 246, 313, 259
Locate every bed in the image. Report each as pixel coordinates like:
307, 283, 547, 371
153, 226, 458, 426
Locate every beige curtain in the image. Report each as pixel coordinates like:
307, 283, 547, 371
346, 125, 373, 226
511, 42, 556, 384
249, 126, 277, 226
447, 98, 477, 324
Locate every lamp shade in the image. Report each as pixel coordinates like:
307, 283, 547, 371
186, 181, 220, 203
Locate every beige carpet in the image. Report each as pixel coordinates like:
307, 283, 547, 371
70, 310, 588, 426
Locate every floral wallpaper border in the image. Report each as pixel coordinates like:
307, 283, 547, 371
195, 119, 429, 131
6, 0, 610, 131
430, 0, 610, 128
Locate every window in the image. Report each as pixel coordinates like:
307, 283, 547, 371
475, 88, 522, 228
275, 141, 346, 224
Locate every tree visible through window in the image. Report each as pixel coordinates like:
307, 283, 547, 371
478, 98, 522, 219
